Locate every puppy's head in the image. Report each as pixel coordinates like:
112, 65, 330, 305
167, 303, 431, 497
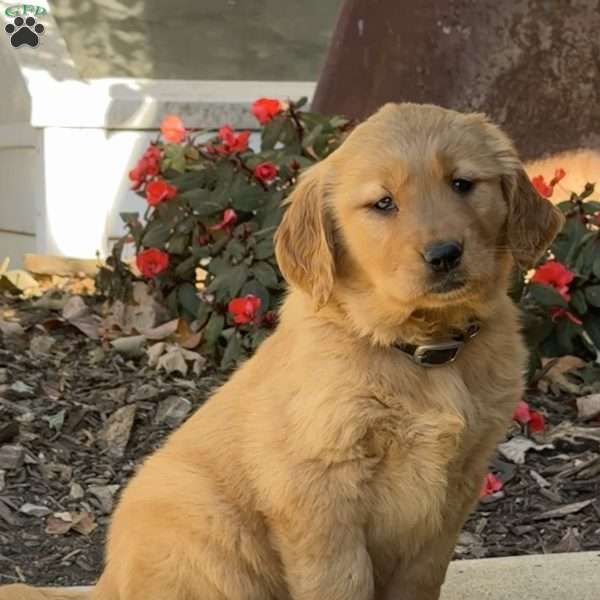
275, 103, 564, 339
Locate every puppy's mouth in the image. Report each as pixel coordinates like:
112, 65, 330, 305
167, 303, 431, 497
428, 272, 468, 295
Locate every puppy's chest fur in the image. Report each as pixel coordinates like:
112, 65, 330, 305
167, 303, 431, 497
355, 360, 515, 578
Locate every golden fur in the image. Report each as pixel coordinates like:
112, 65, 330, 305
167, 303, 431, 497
0, 103, 564, 600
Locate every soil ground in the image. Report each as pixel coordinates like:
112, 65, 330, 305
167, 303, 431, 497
0, 294, 598, 586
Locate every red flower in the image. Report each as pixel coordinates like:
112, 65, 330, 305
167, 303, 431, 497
549, 308, 583, 325
213, 126, 250, 156
251, 98, 283, 125
145, 179, 177, 206
254, 162, 278, 184
228, 295, 261, 325
531, 175, 554, 198
160, 115, 186, 144
531, 168, 566, 199
129, 145, 161, 190
528, 411, 546, 434
531, 261, 574, 302
210, 209, 237, 232
512, 400, 545, 433
136, 249, 169, 278
480, 473, 503, 498
550, 168, 566, 187
513, 400, 531, 424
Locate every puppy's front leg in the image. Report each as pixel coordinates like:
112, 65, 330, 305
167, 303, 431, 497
273, 521, 374, 600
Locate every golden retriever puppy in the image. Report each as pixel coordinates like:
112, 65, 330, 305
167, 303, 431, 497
0, 103, 563, 600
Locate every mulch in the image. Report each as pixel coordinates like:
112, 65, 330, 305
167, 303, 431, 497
0, 293, 599, 587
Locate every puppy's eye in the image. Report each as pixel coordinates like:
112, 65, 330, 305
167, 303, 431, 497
372, 196, 396, 212
451, 178, 474, 195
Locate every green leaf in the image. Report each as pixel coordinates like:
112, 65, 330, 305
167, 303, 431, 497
584, 285, 600, 307
196, 301, 212, 326
593, 247, 600, 279
254, 238, 274, 260
142, 221, 171, 248
252, 261, 280, 289
251, 328, 271, 348
221, 331, 243, 369
240, 279, 270, 311
203, 313, 224, 346
168, 171, 208, 193
261, 116, 286, 151
224, 238, 247, 261
178, 283, 200, 319
582, 200, 600, 215
162, 144, 187, 173
551, 216, 587, 263
294, 97, 308, 109
570, 289, 588, 315
175, 255, 198, 278
208, 257, 230, 275
206, 264, 248, 299
527, 283, 568, 308
583, 309, 600, 348
180, 188, 227, 216
231, 183, 268, 212
168, 233, 189, 255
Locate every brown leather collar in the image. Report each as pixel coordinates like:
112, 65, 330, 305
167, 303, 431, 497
393, 322, 481, 367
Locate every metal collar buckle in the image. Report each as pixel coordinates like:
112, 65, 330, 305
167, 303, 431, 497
413, 340, 464, 367
394, 322, 480, 368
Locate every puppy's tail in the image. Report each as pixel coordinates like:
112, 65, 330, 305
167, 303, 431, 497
0, 584, 91, 600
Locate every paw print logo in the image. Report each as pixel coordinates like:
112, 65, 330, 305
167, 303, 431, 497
5, 16, 44, 48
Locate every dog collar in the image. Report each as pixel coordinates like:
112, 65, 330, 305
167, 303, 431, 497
393, 322, 480, 367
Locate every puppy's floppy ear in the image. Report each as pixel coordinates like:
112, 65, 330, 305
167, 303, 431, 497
274, 163, 335, 309
478, 117, 564, 269
502, 168, 565, 269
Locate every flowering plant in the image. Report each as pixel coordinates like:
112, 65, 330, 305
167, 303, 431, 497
517, 175, 600, 375
96, 98, 352, 368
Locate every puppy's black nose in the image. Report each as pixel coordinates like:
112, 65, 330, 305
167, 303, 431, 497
423, 241, 463, 272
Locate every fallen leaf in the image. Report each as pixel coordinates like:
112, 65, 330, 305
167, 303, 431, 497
533, 499, 593, 521
576, 394, 600, 420
98, 404, 137, 458
110, 335, 147, 358
42, 409, 66, 432
88, 484, 119, 514
103, 282, 170, 335
62, 296, 101, 339
147, 342, 166, 366
175, 319, 203, 349
0, 269, 40, 295
155, 396, 192, 427
497, 436, 553, 464
46, 511, 96, 536
541, 355, 586, 394
141, 318, 180, 340
45, 512, 73, 535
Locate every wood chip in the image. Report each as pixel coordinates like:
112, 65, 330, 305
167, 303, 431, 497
533, 499, 594, 521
